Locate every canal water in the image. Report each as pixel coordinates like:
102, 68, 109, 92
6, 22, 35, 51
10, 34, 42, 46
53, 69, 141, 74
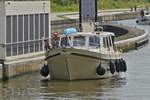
0, 19, 150, 100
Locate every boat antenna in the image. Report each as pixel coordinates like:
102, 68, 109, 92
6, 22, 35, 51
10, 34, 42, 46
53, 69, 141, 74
94, 22, 103, 32
98, 32, 102, 64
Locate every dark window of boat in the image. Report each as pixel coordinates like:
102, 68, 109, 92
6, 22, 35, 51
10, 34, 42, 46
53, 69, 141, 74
103, 37, 109, 48
73, 36, 86, 46
108, 36, 112, 47
111, 36, 115, 46
89, 36, 100, 47
60, 37, 70, 47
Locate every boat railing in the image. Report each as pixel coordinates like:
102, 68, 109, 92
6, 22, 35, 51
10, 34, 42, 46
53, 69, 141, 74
94, 22, 104, 32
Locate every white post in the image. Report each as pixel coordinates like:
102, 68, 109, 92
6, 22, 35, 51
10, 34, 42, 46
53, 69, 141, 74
42, 36, 45, 51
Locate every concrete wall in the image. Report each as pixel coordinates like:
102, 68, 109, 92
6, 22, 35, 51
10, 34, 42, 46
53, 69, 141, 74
0, 65, 2, 79
51, 12, 138, 33
0, 0, 51, 80
5, 0, 51, 46
5, 1, 50, 15
49, 1, 51, 44
0, 56, 44, 79
8, 58, 44, 78
0, 1, 6, 60
99, 12, 138, 22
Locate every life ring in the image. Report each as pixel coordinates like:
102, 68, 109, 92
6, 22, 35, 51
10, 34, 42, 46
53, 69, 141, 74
109, 61, 115, 74
40, 64, 49, 77
96, 64, 106, 75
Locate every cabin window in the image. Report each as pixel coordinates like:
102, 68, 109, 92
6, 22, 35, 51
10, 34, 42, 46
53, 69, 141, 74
73, 36, 86, 46
108, 36, 112, 47
89, 36, 100, 47
112, 36, 115, 46
103, 36, 114, 48
103, 37, 109, 48
60, 37, 70, 47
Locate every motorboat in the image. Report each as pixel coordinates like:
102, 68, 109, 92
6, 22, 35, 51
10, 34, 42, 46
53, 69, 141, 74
42, 22, 127, 80
136, 15, 150, 25
136, 11, 150, 25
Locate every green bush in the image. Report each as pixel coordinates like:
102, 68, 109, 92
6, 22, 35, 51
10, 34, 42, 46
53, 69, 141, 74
51, 0, 150, 12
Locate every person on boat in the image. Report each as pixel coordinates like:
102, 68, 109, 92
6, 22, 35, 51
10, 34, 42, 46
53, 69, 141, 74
44, 39, 51, 51
52, 32, 60, 48
140, 9, 144, 18
60, 36, 70, 48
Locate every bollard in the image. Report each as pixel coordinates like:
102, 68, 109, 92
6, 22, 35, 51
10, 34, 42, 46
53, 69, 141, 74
2, 63, 9, 81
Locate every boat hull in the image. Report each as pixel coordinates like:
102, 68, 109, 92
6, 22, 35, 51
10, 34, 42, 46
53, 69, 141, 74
136, 19, 150, 25
45, 48, 120, 80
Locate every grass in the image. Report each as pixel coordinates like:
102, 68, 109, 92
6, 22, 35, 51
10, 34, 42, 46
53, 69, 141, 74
51, 3, 78, 13
51, 0, 150, 13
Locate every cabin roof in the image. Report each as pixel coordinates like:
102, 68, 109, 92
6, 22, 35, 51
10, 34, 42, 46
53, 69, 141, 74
60, 31, 115, 37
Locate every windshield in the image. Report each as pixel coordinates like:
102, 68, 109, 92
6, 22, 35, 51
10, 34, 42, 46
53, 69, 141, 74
73, 36, 86, 47
89, 36, 100, 47
60, 37, 70, 48
103, 36, 114, 48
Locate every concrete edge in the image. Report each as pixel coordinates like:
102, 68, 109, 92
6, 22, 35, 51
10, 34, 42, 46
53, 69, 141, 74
115, 32, 149, 51
116, 32, 148, 44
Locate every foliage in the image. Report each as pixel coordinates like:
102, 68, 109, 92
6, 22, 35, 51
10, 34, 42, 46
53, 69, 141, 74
51, 0, 150, 12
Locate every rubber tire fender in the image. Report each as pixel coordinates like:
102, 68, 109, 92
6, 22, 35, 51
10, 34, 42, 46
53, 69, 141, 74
40, 64, 49, 77
96, 64, 106, 76
115, 59, 121, 73
109, 61, 115, 74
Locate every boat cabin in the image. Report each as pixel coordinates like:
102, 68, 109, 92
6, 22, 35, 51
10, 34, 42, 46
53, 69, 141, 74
59, 29, 115, 52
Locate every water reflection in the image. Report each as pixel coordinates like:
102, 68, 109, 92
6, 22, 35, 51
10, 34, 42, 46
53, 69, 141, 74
0, 73, 41, 100
0, 72, 126, 100
39, 77, 126, 99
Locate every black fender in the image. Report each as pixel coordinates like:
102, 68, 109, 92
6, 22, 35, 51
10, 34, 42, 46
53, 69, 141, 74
96, 64, 106, 76
119, 59, 124, 72
40, 64, 49, 77
119, 59, 127, 72
115, 59, 121, 73
122, 59, 127, 72
109, 61, 115, 74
